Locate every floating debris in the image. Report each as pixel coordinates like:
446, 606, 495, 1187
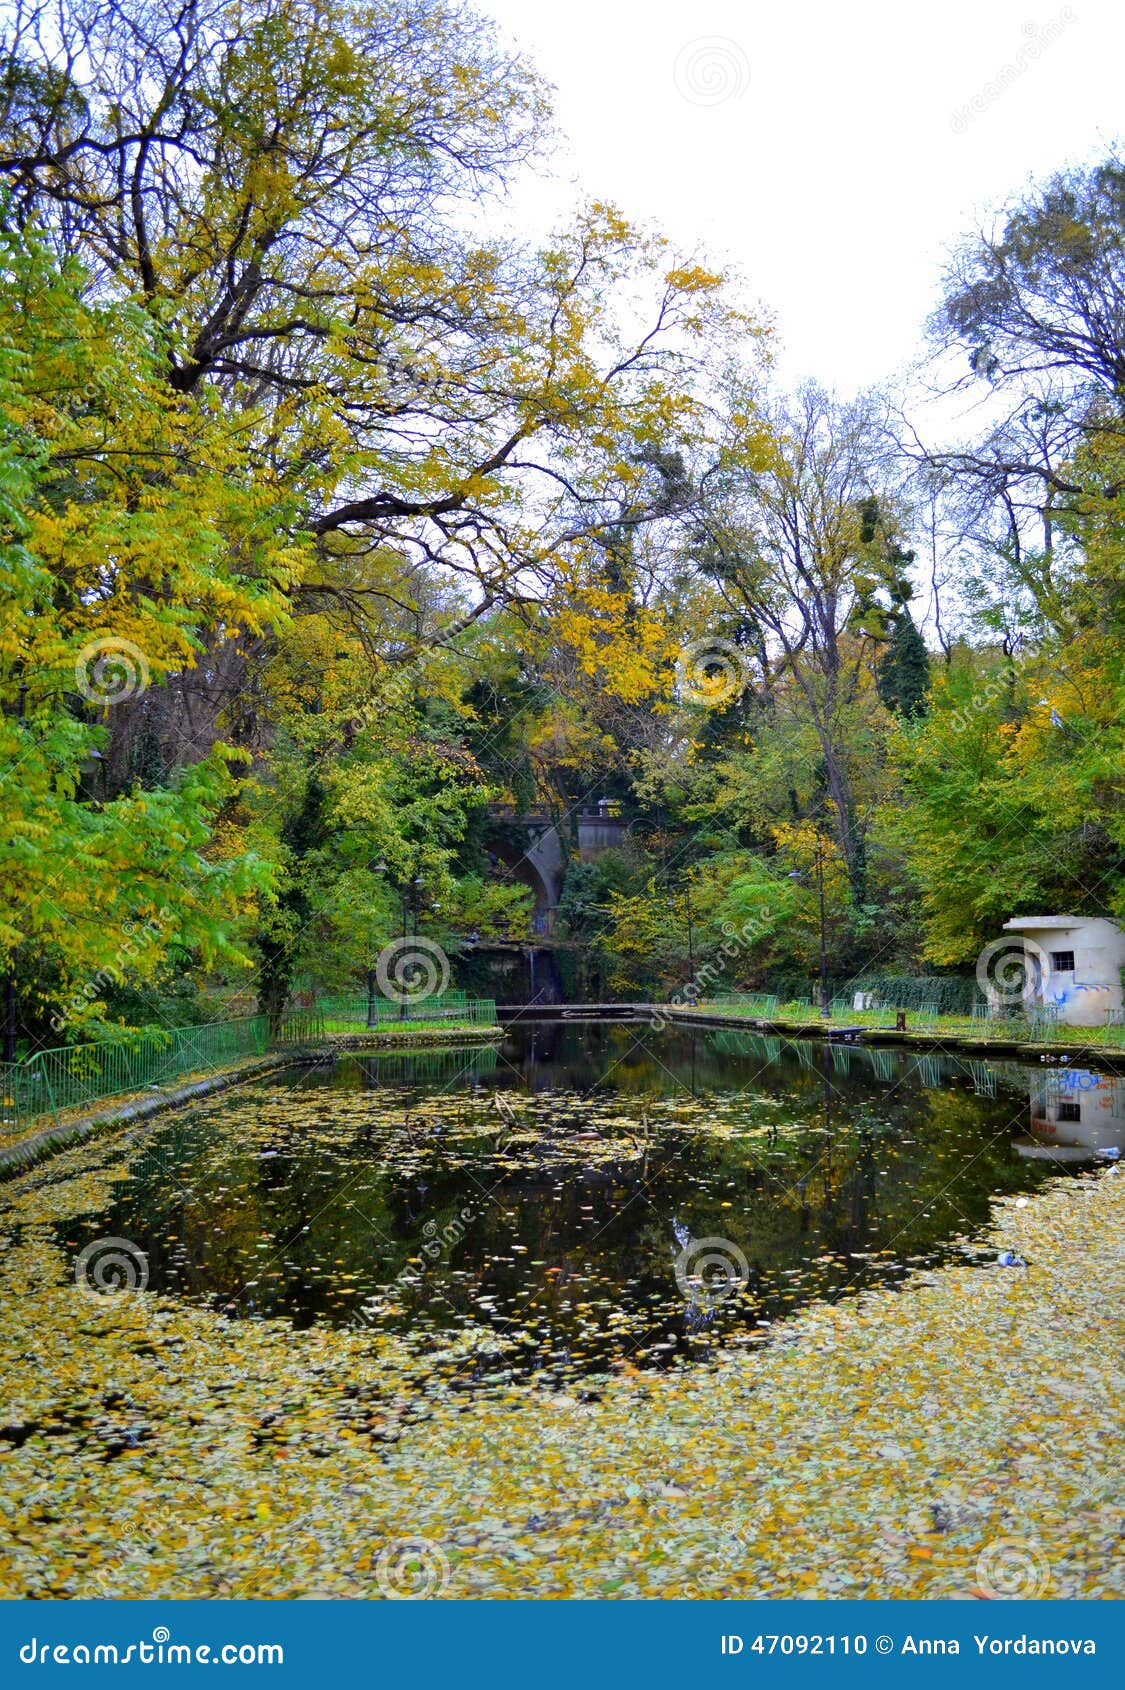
0, 1029, 1120, 1599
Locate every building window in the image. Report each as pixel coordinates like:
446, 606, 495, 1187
1057, 1101, 1082, 1123
1050, 950, 1075, 973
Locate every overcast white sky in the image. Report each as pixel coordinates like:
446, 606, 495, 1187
478, 0, 1123, 398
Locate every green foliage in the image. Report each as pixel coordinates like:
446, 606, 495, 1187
0, 229, 278, 1041
876, 610, 930, 719
889, 654, 1124, 964
1, 23, 1123, 1030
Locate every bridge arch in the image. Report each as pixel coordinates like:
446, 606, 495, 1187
485, 807, 628, 932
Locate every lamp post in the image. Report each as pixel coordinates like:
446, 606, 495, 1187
668, 890, 696, 1002
399, 870, 424, 1022
366, 859, 387, 1029
686, 887, 696, 1000
4, 684, 27, 1064
790, 836, 830, 1018
815, 835, 829, 1018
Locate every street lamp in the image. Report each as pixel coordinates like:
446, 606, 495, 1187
3, 684, 27, 1062
400, 870, 424, 1022
366, 859, 387, 1028
668, 890, 696, 1000
790, 835, 829, 1017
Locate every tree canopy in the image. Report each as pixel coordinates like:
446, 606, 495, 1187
1, 6, 1123, 1041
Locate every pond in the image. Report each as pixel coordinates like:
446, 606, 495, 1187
58, 1022, 1122, 1388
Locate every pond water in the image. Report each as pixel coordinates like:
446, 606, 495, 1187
60, 1022, 1116, 1387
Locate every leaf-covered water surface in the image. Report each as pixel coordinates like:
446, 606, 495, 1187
46, 1024, 1083, 1382
1, 1023, 1121, 1599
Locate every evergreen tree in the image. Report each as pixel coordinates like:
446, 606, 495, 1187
877, 611, 930, 719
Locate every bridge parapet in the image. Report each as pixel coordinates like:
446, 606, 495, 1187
485, 805, 630, 923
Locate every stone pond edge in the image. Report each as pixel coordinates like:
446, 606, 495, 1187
6, 1002, 1120, 1181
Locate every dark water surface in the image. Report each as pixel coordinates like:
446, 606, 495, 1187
64, 1022, 1108, 1383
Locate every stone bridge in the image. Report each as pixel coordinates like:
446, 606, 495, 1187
486, 806, 630, 934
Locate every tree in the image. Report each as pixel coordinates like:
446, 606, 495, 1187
919, 154, 1125, 626
937, 158, 1125, 399
0, 0, 750, 676
890, 651, 1125, 964
254, 772, 328, 1029
0, 227, 276, 1040
684, 385, 910, 903
876, 609, 930, 718
0, 0, 768, 1027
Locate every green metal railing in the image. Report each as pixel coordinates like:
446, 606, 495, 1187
847, 975, 979, 1014
1, 1016, 270, 1138
336, 1043, 502, 1088
0, 989, 504, 1143
698, 990, 1125, 1048
273, 1011, 327, 1045
703, 1027, 1063, 1098
712, 992, 780, 1016
317, 994, 496, 1029
316, 989, 467, 1015
710, 1028, 784, 1063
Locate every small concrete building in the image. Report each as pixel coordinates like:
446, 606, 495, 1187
1001, 915, 1125, 1027
1022, 1071, 1125, 1160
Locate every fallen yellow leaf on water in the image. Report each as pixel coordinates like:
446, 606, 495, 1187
0, 1089, 1122, 1601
